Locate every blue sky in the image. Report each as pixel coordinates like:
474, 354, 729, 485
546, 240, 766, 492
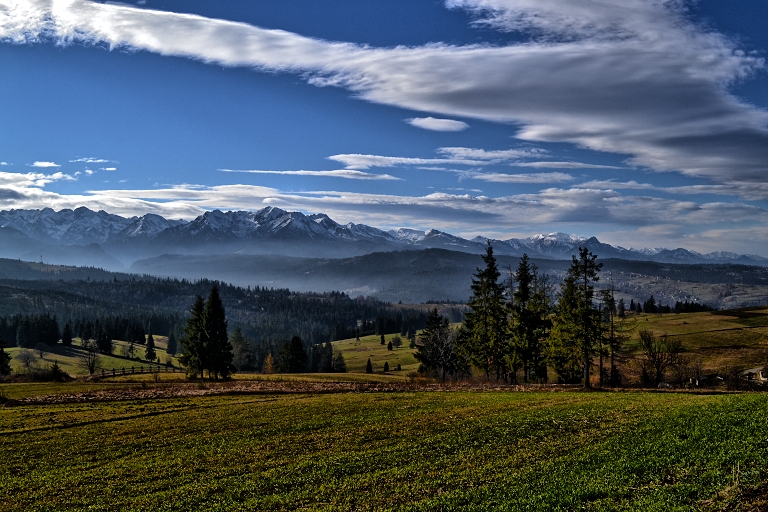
1, 0, 768, 254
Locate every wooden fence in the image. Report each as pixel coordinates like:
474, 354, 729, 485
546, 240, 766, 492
101, 366, 183, 377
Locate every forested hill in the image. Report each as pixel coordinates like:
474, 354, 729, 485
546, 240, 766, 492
0, 274, 427, 348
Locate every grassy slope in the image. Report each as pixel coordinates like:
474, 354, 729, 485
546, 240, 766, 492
332, 332, 419, 374
7, 338, 179, 377
624, 307, 768, 376
331, 308, 768, 382
1, 389, 767, 510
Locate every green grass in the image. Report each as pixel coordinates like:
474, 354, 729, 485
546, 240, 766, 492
333, 333, 419, 373
1, 388, 767, 510
7, 338, 179, 377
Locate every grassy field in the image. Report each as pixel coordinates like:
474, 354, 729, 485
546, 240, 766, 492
623, 307, 768, 377
1, 386, 768, 510
7, 337, 179, 377
332, 332, 419, 373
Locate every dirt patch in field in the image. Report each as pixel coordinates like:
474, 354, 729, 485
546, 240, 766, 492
13, 381, 582, 405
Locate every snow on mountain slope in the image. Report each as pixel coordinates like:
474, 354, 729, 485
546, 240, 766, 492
0, 207, 133, 244
1, 206, 766, 265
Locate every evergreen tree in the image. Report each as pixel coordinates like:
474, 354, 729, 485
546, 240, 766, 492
180, 295, 207, 379
145, 330, 156, 362
547, 276, 583, 383
332, 351, 347, 373
415, 308, 468, 381
166, 330, 178, 356
95, 325, 113, 354
318, 341, 334, 373
204, 286, 234, 379
383, 361, 390, 372
0, 336, 11, 377
380, 334, 385, 345
230, 327, 253, 371
561, 248, 602, 388
461, 242, 508, 381
366, 357, 373, 374
61, 322, 73, 346
275, 336, 307, 373
509, 255, 552, 383
387, 341, 393, 351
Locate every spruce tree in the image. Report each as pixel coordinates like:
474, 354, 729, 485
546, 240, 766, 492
0, 336, 11, 377
509, 255, 551, 383
365, 357, 373, 374
204, 286, 234, 379
383, 361, 390, 372
145, 329, 156, 362
180, 295, 207, 379
380, 334, 385, 345
332, 352, 347, 373
461, 241, 508, 381
564, 248, 602, 388
166, 330, 177, 356
61, 322, 73, 346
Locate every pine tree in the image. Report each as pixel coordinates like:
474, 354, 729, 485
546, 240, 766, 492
366, 357, 373, 374
387, 341, 393, 351
380, 334, 385, 345
204, 286, 234, 379
61, 322, 73, 346
0, 336, 11, 377
415, 308, 468, 381
461, 241, 508, 381
166, 330, 178, 356
563, 248, 602, 388
508, 254, 552, 383
230, 327, 253, 371
145, 329, 156, 362
332, 351, 347, 373
383, 361, 390, 372
180, 295, 207, 379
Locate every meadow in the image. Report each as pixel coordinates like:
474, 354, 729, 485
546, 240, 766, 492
1, 385, 768, 511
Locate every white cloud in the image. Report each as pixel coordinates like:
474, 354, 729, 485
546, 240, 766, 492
70, 157, 115, 163
512, 161, 623, 170
0, 162, 8, 166
406, 117, 469, 132
466, 171, 574, 183
2, 0, 766, 184
30, 161, 60, 168
330, 146, 544, 169
101, 167, 117, 171
219, 169, 401, 180
85, 169, 94, 175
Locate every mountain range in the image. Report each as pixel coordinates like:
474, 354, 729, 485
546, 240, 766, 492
0, 206, 766, 270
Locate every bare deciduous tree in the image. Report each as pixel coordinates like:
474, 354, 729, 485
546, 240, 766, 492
639, 329, 682, 386
78, 339, 101, 376
15, 349, 38, 373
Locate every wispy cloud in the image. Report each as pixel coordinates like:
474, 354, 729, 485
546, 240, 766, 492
70, 157, 116, 163
30, 161, 60, 168
330, 146, 545, 169
101, 167, 118, 171
2, 0, 765, 184
512, 161, 623, 170
466, 171, 574, 183
0, 162, 9, 166
406, 117, 469, 132
219, 169, 401, 180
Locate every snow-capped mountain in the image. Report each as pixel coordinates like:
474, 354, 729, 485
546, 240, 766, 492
0, 206, 766, 269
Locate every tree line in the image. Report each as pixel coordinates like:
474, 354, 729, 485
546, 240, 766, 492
415, 243, 704, 387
